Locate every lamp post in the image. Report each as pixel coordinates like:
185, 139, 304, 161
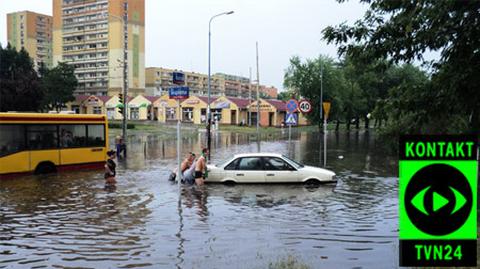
110, 5, 128, 144
207, 10, 234, 160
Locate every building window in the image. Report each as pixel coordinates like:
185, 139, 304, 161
71, 105, 80, 114
93, 106, 102, 114
166, 108, 176, 121
182, 108, 193, 122
130, 107, 139, 119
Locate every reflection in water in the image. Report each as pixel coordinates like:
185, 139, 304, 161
0, 130, 406, 268
175, 198, 184, 269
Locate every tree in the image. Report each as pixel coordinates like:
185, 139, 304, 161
284, 55, 346, 131
40, 62, 77, 111
323, 0, 480, 134
0, 44, 43, 112
277, 90, 294, 101
376, 64, 431, 134
259, 92, 272, 99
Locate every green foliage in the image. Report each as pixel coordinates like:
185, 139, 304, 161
259, 92, 272, 99
378, 64, 432, 134
284, 55, 346, 127
277, 90, 295, 101
0, 44, 78, 113
108, 123, 135, 129
323, 0, 480, 134
0, 44, 43, 112
40, 62, 77, 111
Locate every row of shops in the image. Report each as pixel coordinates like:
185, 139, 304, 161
66, 94, 309, 127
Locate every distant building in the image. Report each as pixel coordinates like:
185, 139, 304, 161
146, 67, 225, 97
52, 0, 145, 96
259, 85, 278, 99
145, 67, 278, 99
7, 11, 53, 69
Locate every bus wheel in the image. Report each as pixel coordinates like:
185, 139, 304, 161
35, 162, 57, 174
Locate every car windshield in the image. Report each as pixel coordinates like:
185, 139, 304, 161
281, 155, 304, 168
216, 156, 234, 167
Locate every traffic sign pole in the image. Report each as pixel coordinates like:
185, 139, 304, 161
323, 117, 327, 167
288, 123, 292, 157
177, 100, 182, 196
322, 102, 331, 167
168, 86, 189, 198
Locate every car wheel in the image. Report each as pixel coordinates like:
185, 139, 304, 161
304, 178, 321, 187
223, 180, 236, 186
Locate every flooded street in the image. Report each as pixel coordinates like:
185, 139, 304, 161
1, 130, 402, 268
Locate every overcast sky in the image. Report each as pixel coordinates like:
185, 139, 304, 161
0, 0, 368, 91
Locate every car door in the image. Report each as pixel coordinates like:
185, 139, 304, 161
263, 157, 298, 183
225, 157, 265, 183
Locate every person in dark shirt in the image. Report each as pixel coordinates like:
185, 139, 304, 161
105, 150, 117, 184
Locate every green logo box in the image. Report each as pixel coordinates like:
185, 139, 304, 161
399, 135, 478, 267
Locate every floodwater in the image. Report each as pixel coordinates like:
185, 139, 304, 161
0, 130, 408, 268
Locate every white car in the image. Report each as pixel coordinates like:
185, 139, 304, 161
206, 153, 336, 184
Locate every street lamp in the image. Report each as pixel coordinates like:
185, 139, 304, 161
110, 9, 128, 145
207, 10, 234, 160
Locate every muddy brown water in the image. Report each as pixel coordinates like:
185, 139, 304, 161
0, 130, 427, 268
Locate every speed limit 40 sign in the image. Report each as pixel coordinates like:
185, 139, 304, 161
298, 100, 312, 114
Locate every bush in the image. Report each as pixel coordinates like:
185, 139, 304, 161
108, 123, 135, 129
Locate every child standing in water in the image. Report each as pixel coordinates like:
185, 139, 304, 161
104, 150, 117, 184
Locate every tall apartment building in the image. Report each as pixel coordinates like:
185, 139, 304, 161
146, 67, 278, 99
53, 0, 145, 96
7, 11, 53, 69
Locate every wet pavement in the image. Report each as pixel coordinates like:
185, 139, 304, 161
0, 130, 415, 268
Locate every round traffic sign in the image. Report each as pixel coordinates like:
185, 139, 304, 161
286, 99, 298, 113
298, 100, 312, 113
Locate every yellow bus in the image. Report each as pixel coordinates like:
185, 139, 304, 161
0, 113, 109, 178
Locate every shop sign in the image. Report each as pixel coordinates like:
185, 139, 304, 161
86, 96, 100, 106
157, 101, 168, 107
184, 99, 199, 105
214, 101, 231, 109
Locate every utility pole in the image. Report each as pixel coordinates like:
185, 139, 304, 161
248, 67, 252, 126
122, 1, 129, 146
256, 42, 260, 133
207, 11, 234, 160
320, 63, 323, 125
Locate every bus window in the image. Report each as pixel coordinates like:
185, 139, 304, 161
27, 125, 58, 150
0, 125, 26, 156
59, 125, 86, 148
87, 125, 105, 147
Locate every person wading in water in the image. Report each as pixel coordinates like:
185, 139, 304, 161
195, 148, 208, 186
104, 150, 117, 184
